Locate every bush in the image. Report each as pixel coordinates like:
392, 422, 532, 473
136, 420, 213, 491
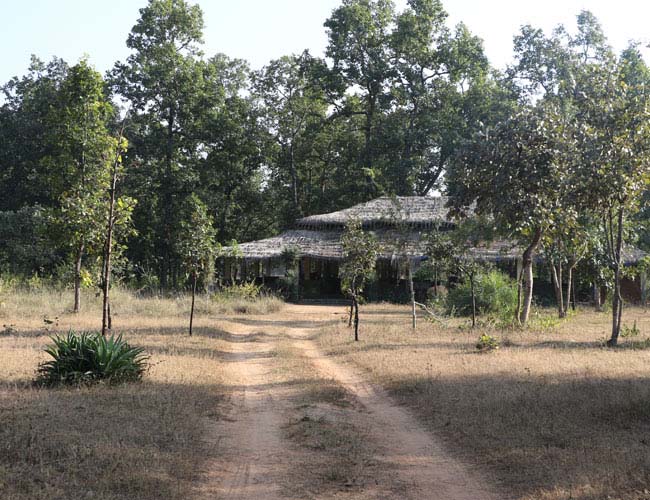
213, 281, 262, 301
37, 331, 148, 386
476, 334, 499, 351
445, 270, 517, 318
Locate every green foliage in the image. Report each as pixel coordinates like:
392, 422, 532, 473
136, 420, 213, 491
339, 219, 379, 298
476, 334, 499, 352
37, 331, 148, 386
445, 270, 518, 318
174, 194, 216, 288
621, 321, 640, 338
213, 282, 262, 301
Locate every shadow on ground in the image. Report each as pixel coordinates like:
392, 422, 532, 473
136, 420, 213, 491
383, 373, 650, 499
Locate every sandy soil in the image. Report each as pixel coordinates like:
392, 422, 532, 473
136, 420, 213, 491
195, 304, 503, 500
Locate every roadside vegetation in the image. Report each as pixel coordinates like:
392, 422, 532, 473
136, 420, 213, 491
0, 284, 281, 500
316, 303, 650, 500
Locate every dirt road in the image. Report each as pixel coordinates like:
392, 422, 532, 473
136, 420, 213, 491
195, 304, 501, 500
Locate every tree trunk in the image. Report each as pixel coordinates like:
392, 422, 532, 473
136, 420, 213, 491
608, 207, 625, 346
470, 274, 476, 328
515, 264, 523, 325
73, 241, 84, 313
102, 136, 122, 337
408, 262, 416, 330
564, 264, 574, 315
571, 270, 577, 311
550, 262, 564, 318
353, 295, 359, 342
519, 228, 543, 325
189, 271, 197, 336
363, 94, 376, 197
289, 143, 299, 215
593, 282, 602, 311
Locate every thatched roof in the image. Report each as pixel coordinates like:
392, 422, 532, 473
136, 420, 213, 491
226, 196, 647, 265
230, 229, 523, 263
229, 229, 647, 265
296, 196, 452, 230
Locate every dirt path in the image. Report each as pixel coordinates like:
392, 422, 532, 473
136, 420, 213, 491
194, 320, 291, 500
197, 305, 501, 500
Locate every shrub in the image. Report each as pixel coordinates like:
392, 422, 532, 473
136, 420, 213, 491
445, 270, 517, 318
37, 331, 148, 386
476, 334, 499, 351
213, 281, 262, 301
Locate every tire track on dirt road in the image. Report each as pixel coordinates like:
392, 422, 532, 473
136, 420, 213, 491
195, 305, 504, 500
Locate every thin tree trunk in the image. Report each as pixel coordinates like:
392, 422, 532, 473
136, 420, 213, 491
102, 120, 127, 337
550, 262, 564, 318
289, 143, 299, 214
515, 265, 523, 325
353, 295, 359, 342
608, 207, 625, 346
571, 270, 577, 311
470, 274, 476, 328
593, 282, 602, 311
189, 271, 197, 336
519, 228, 543, 325
408, 262, 416, 330
564, 264, 574, 315
73, 241, 84, 313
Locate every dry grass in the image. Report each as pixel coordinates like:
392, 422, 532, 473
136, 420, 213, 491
315, 304, 650, 500
0, 286, 275, 500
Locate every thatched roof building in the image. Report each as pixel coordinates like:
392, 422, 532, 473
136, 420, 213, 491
223, 196, 647, 301
234, 196, 486, 262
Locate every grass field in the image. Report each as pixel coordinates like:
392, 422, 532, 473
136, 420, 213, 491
3, 285, 650, 499
0, 287, 281, 500
315, 304, 650, 500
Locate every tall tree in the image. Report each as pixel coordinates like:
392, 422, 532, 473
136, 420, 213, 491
389, 0, 493, 195
581, 46, 650, 345
110, 0, 215, 288
0, 57, 69, 210
47, 60, 116, 312
448, 107, 566, 325
510, 12, 650, 341
325, 0, 396, 197
253, 54, 328, 223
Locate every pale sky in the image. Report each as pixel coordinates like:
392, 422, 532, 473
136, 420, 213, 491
2, 0, 650, 84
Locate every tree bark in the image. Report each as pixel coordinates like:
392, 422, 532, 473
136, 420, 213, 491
189, 271, 197, 336
608, 207, 625, 346
519, 228, 543, 325
408, 262, 416, 330
515, 265, 523, 325
550, 262, 564, 318
353, 295, 359, 342
73, 241, 84, 313
289, 143, 299, 215
564, 264, 574, 315
102, 123, 127, 336
470, 273, 476, 328
593, 282, 602, 311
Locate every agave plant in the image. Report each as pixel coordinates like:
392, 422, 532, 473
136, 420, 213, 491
37, 331, 148, 386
